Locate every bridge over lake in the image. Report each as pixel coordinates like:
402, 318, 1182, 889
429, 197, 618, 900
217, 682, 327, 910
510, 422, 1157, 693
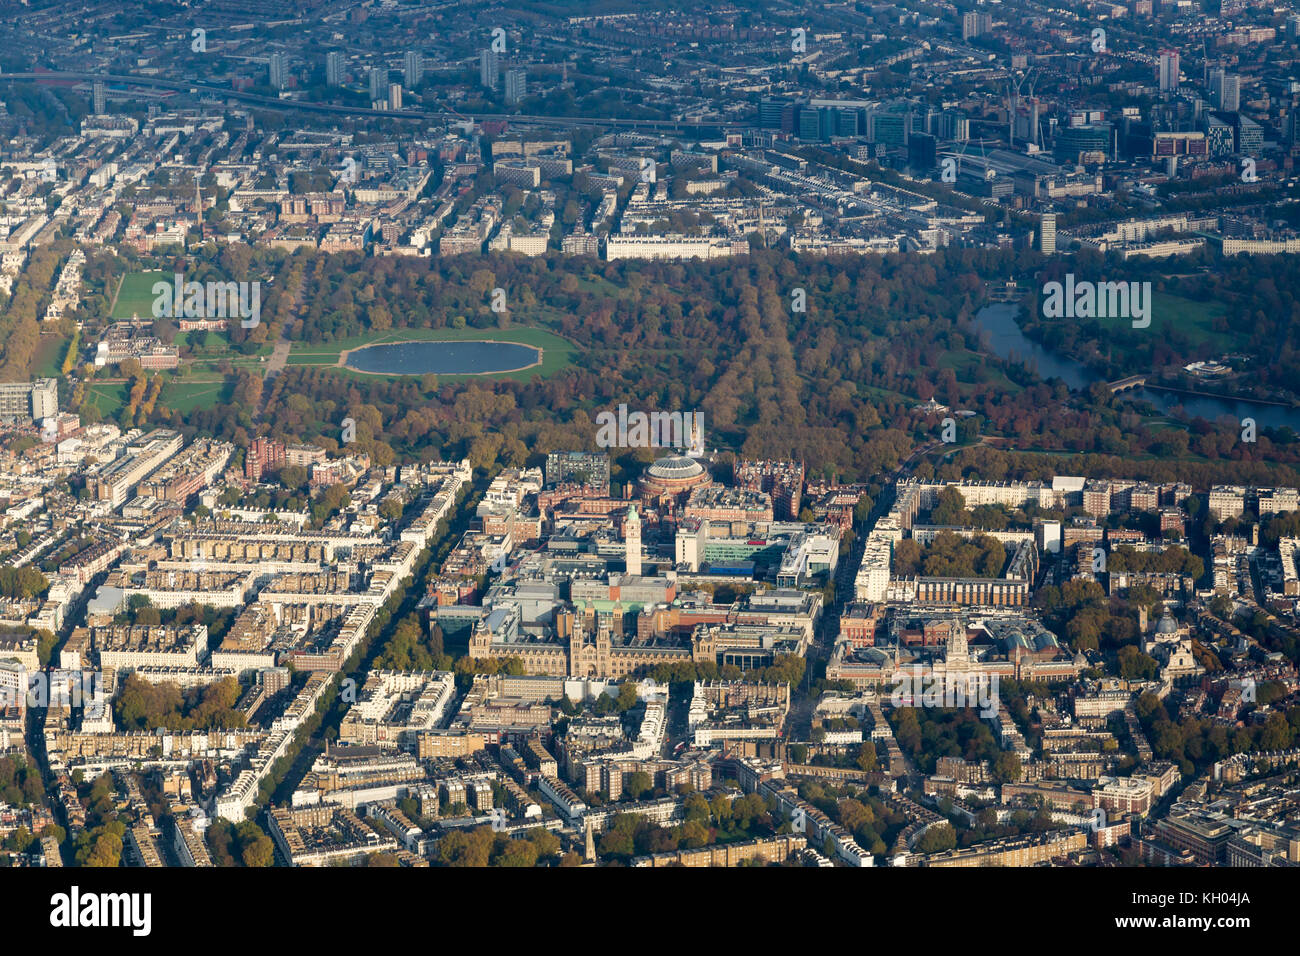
1108, 374, 1147, 393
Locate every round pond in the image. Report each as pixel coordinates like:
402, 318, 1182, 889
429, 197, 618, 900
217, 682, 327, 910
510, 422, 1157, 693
343, 340, 541, 375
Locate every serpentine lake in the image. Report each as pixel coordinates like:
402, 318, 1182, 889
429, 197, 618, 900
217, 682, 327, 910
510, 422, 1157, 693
972, 303, 1300, 433
343, 340, 542, 376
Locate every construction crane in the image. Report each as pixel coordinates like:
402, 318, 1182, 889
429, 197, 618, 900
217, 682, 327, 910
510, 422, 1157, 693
1026, 73, 1041, 150
1006, 67, 1034, 148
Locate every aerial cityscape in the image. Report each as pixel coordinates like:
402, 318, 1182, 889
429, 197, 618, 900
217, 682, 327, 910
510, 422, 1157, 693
0, 0, 1296, 917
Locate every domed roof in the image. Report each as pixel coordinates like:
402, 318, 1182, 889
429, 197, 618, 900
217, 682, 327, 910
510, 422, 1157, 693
646, 455, 706, 481
1156, 612, 1178, 634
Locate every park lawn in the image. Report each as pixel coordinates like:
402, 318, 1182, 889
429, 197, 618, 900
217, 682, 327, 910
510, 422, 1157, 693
34, 334, 67, 379
85, 382, 127, 417
285, 324, 578, 381
574, 275, 624, 297
1144, 418, 1190, 432
189, 357, 267, 374
182, 334, 277, 376
1090, 292, 1236, 350
160, 379, 232, 413
176, 331, 274, 358
111, 271, 170, 320
86, 374, 233, 417
937, 348, 1024, 394
857, 383, 914, 404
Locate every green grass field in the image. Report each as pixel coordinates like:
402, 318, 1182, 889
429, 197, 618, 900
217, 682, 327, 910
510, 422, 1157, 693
33, 334, 65, 379
110, 271, 171, 320
85, 377, 233, 418
161, 379, 233, 413
1090, 292, 1235, 349
937, 348, 1024, 394
85, 382, 127, 416
286, 325, 578, 382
